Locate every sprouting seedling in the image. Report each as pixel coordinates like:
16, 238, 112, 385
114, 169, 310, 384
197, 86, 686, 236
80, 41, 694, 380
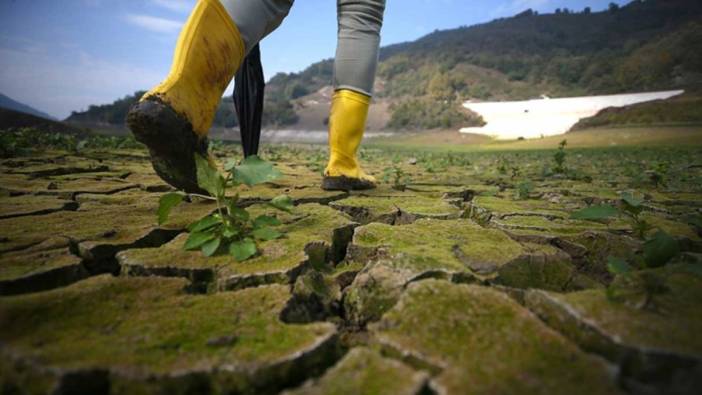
620, 192, 653, 239
382, 165, 411, 191
647, 162, 669, 189
570, 192, 652, 239
158, 154, 293, 261
515, 181, 533, 200
553, 139, 567, 174
606, 262, 670, 312
497, 157, 508, 175
510, 166, 521, 180
571, 192, 681, 269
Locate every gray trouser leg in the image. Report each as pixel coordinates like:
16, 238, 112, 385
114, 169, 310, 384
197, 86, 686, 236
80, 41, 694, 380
219, 0, 294, 54
334, 0, 386, 97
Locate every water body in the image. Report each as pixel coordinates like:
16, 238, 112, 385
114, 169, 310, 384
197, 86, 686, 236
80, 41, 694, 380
460, 90, 684, 140
260, 130, 394, 144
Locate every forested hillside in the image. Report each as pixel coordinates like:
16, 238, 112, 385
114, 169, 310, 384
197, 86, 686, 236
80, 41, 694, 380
67, 0, 702, 131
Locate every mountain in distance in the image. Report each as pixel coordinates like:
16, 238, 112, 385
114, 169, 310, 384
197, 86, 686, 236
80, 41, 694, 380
66, 0, 702, 133
0, 107, 90, 137
0, 93, 55, 121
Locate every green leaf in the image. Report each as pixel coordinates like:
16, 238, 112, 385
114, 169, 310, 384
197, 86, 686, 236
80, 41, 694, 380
184, 231, 216, 251
644, 231, 680, 268
269, 195, 294, 213
253, 215, 281, 229
223, 159, 237, 172
157, 193, 184, 225
252, 226, 283, 241
621, 192, 643, 208
228, 204, 250, 222
195, 154, 224, 197
201, 237, 221, 257
222, 225, 240, 238
607, 257, 632, 275
187, 215, 220, 232
570, 204, 619, 221
232, 155, 282, 186
229, 238, 257, 261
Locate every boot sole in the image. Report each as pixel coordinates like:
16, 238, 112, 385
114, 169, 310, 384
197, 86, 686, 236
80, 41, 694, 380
127, 98, 209, 194
321, 176, 376, 191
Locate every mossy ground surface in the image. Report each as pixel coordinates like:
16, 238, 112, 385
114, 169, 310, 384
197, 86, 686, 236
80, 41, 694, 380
1, 143, 701, 394
370, 280, 622, 394
283, 347, 427, 395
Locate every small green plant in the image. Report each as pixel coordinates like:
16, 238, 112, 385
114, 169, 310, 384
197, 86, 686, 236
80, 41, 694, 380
606, 267, 669, 311
515, 181, 533, 200
553, 139, 567, 174
647, 161, 669, 189
497, 157, 508, 175
572, 192, 682, 270
619, 192, 653, 239
383, 165, 411, 191
570, 192, 652, 239
510, 166, 521, 180
158, 154, 293, 261
306, 151, 326, 175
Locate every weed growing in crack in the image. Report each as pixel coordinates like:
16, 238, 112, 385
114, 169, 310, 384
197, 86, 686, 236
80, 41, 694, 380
383, 164, 411, 191
647, 161, 669, 189
605, 260, 670, 312
157, 154, 293, 261
515, 181, 533, 200
571, 191, 653, 239
497, 157, 509, 175
553, 139, 568, 174
583, 192, 687, 311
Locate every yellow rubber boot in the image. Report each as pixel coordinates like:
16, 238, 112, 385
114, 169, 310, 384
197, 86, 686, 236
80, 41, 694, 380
143, 0, 244, 136
322, 90, 377, 191
127, 0, 244, 193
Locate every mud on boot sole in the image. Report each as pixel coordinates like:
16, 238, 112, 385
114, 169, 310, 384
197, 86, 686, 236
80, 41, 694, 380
321, 175, 376, 191
127, 98, 209, 194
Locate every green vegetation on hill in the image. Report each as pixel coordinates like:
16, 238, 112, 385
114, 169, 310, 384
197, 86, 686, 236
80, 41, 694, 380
67, 91, 240, 128
66, 90, 298, 129
387, 98, 485, 130
1, 108, 89, 137
571, 93, 702, 131
376, 0, 702, 99
67, 91, 145, 125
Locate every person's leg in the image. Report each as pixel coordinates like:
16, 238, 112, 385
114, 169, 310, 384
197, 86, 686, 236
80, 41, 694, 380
323, 0, 386, 191
127, 0, 292, 193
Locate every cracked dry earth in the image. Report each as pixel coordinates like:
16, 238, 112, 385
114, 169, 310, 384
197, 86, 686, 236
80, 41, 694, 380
1, 145, 701, 395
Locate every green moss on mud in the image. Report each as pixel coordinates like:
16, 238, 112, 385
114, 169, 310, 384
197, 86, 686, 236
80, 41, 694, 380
370, 280, 621, 395
526, 267, 702, 359
352, 219, 524, 275
331, 194, 461, 224
284, 347, 427, 395
0, 244, 81, 282
471, 196, 566, 218
118, 204, 355, 289
0, 196, 214, 254
0, 275, 336, 387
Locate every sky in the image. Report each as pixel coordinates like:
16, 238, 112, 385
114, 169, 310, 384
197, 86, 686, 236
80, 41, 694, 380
0, 0, 625, 119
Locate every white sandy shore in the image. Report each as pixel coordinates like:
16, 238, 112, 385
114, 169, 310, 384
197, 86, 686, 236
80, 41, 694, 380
460, 90, 684, 140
